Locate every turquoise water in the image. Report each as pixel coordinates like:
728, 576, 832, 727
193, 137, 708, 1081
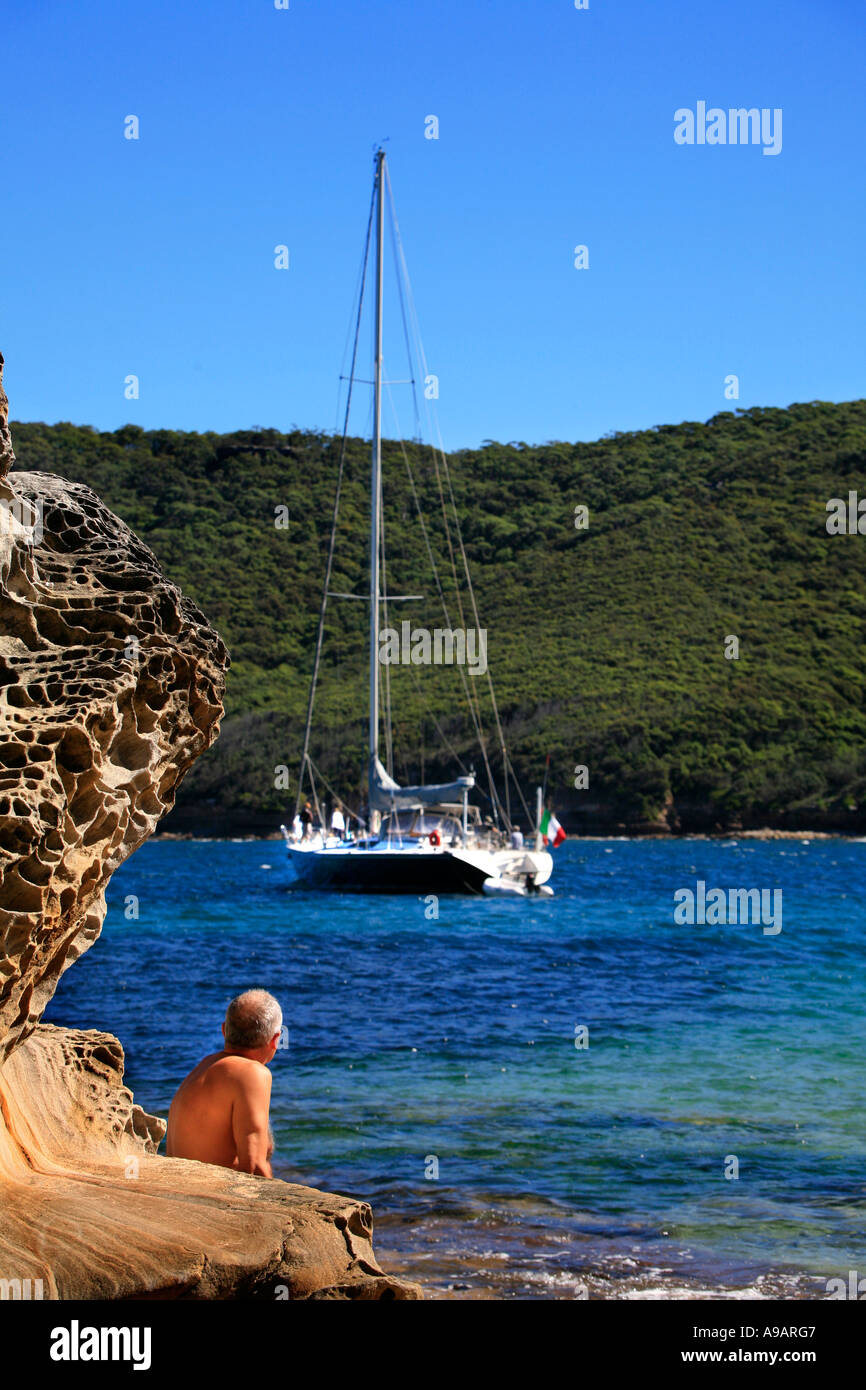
44, 838, 866, 1298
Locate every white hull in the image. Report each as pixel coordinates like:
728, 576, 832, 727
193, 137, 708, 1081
287, 838, 553, 895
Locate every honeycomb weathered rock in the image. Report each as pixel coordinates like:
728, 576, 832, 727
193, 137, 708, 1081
0, 390, 227, 1059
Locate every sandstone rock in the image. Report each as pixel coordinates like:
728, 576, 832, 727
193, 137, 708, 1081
0, 351, 14, 480
0, 464, 228, 1059
0, 352, 420, 1299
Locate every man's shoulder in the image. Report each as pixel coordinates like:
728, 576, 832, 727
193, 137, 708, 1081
217, 1054, 272, 1088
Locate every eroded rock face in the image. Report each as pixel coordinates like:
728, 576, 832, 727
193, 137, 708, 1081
0, 353, 420, 1299
0, 465, 227, 1059
1, 347, 228, 1059
0, 352, 13, 480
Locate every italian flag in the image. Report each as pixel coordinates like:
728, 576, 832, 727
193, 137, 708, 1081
540, 809, 566, 848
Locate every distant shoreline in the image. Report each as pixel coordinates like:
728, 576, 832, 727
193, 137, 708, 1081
151, 827, 854, 843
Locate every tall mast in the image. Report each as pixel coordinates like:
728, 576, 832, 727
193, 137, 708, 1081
368, 148, 386, 816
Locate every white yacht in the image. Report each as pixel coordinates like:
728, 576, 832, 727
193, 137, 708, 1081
283, 150, 558, 897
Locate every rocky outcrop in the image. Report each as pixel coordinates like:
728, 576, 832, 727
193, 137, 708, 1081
0, 352, 420, 1299
0, 352, 13, 481
0, 463, 228, 1060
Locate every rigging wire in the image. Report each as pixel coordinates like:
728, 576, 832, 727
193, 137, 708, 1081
379, 453, 395, 778
406, 665, 470, 773
294, 174, 376, 816
305, 757, 325, 831
383, 168, 517, 828
307, 756, 363, 827
384, 162, 512, 827
384, 371, 502, 815
334, 199, 377, 438
381, 170, 501, 813
386, 183, 422, 443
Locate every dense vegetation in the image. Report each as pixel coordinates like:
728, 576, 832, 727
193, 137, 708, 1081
10, 398, 866, 834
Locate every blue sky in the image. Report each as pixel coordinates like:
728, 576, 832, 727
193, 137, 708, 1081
2, 0, 864, 450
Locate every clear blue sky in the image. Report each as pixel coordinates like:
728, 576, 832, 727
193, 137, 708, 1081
2, 0, 864, 450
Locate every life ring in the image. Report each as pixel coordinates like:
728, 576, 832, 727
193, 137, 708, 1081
428, 830, 441, 847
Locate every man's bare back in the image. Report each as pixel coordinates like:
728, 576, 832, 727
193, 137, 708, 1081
165, 990, 282, 1177
166, 1052, 273, 1174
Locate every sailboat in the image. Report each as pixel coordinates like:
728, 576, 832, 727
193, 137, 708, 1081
283, 150, 556, 896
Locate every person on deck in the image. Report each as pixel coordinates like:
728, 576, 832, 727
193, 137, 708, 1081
510, 826, 524, 849
165, 989, 282, 1177
301, 802, 314, 839
331, 801, 346, 839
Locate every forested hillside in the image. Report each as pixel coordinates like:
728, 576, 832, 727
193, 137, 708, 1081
11, 398, 866, 834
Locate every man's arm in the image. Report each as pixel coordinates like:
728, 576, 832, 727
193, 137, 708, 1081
231, 1064, 273, 1177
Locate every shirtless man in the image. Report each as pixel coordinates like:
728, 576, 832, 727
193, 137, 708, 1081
165, 989, 282, 1177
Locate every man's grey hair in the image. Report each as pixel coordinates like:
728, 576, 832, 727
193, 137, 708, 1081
224, 989, 283, 1048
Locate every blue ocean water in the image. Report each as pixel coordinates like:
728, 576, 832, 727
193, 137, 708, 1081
44, 838, 866, 1299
